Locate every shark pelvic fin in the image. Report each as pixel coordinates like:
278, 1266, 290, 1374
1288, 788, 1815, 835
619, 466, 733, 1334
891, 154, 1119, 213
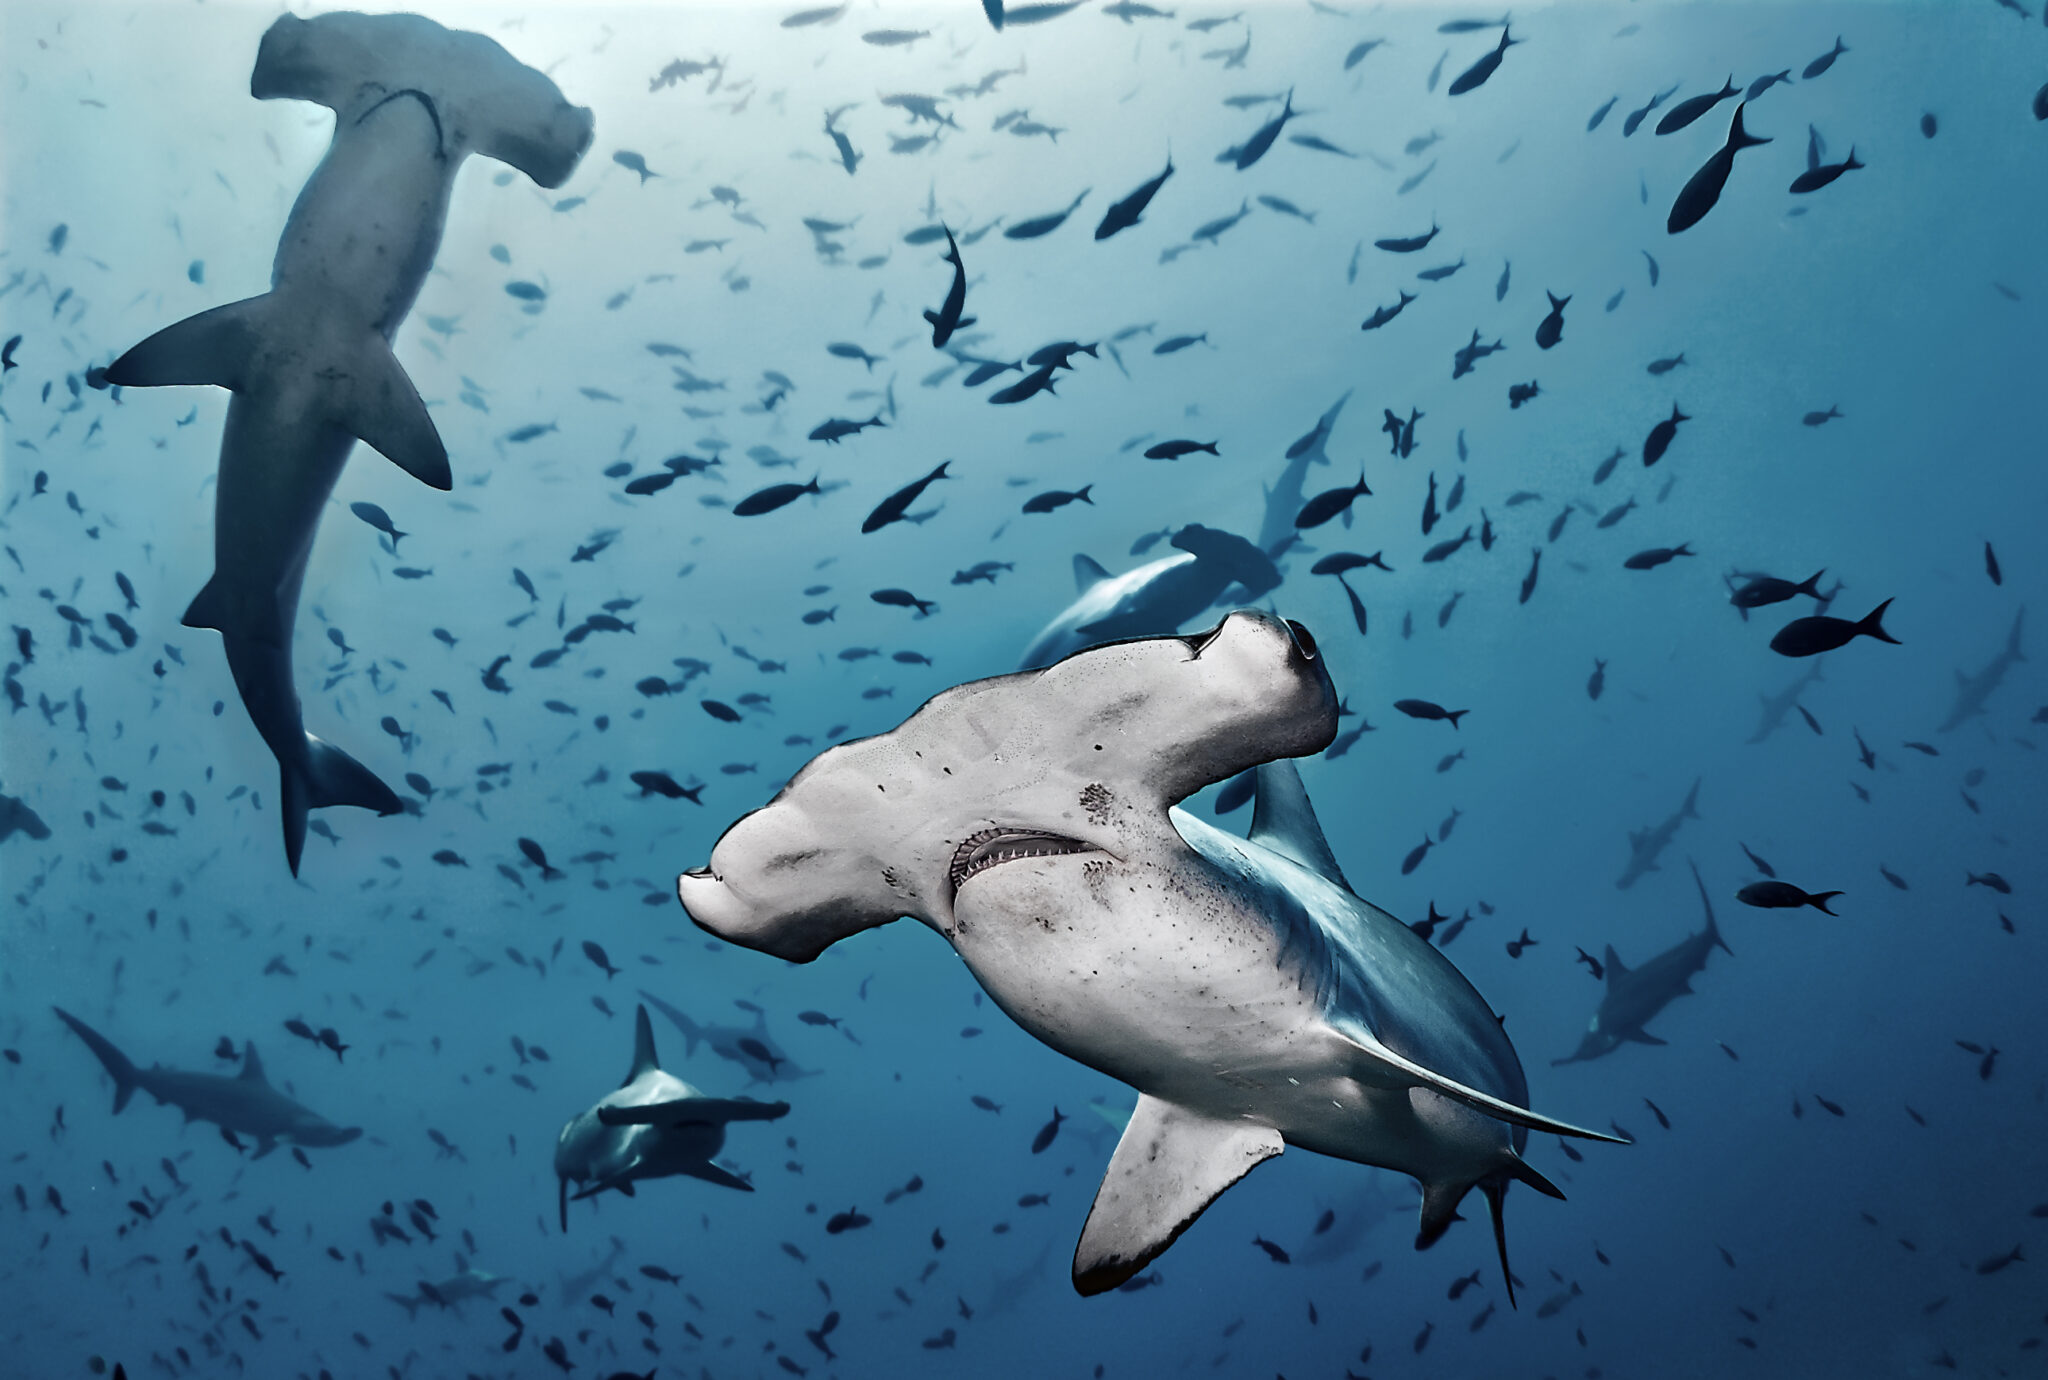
104, 296, 266, 391
625, 1005, 661, 1085
1072, 1094, 1284, 1296
1339, 1030, 1628, 1143
336, 337, 452, 490
1247, 759, 1350, 890
677, 1160, 755, 1192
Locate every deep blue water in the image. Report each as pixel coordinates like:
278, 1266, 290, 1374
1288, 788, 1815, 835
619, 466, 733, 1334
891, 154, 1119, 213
4, 2, 2046, 1378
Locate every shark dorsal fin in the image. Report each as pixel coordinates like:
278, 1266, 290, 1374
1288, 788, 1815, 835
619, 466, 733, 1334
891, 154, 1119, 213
1073, 554, 1112, 592
625, 1005, 661, 1086
1602, 945, 1629, 980
1247, 760, 1351, 891
240, 1042, 267, 1082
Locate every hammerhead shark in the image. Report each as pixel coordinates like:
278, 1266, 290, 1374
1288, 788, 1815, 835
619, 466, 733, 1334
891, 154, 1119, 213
105, 12, 593, 873
1746, 661, 1825, 744
636, 989, 819, 1087
385, 1262, 507, 1319
679, 612, 1619, 1298
554, 1005, 789, 1230
1019, 525, 1283, 669
1939, 609, 2024, 732
54, 1007, 361, 1157
1615, 778, 1701, 890
1554, 860, 1732, 1064
1259, 390, 1350, 562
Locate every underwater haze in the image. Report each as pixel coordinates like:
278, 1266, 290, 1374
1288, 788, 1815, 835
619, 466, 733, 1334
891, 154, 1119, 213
3, 1, 2046, 1378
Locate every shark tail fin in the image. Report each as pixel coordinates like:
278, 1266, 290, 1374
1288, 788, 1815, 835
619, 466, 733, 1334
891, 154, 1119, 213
105, 296, 267, 391
626, 1005, 661, 1085
1072, 1093, 1284, 1296
53, 1007, 141, 1115
281, 736, 405, 876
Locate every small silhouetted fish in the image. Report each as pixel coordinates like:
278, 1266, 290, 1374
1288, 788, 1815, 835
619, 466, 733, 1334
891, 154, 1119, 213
734, 477, 822, 516
1296, 474, 1372, 529
1623, 543, 1694, 570
1644, 1098, 1670, 1129
1732, 569, 1824, 609
1252, 1236, 1291, 1264
1803, 36, 1848, 80
825, 1207, 871, 1234
1535, 291, 1568, 349
1361, 291, 1416, 330
350, 502, 405, 550
1394, 698, 1467, 729
1803, 405, 1843, 426
1588, 95, 1619, 130
1737, 880, 1842, 914
1023, 486, 1093, 514
1375, 220, 1440, 253
1770, 599, 1899, 657
1447, 27, 1519, 97
1967, 872, 2012, 894
1790, 151, 1863, 194
1668, 103, 1770, 235
1401, 836, 1434, 876
1656, 76, 1739, 135
581, 941, 618, 979
1144, 439, 1219, 460
518, 838, 562, 880
1642, 403, 1690, 465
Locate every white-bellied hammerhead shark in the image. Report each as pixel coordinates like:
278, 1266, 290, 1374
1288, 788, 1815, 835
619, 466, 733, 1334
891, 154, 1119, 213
1615, 777, 1701, 890
1555, 860, 1731, 1064
105, 12, 593, 874
1019, 525, 1282, 669
554, 1005, 789, 1231
54, 1007, 361, 1157
1939, 608, 2024, 732
678, 611, 1620, 1299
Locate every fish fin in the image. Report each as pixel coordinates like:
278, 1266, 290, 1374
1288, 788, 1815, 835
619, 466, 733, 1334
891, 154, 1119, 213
1247, 759, 1351, 891
105, 295, 266, 391
1072, 554, 1112, 591
625, 1004, 661, 1085
1601, 945, 1629, 979
251, 1135, 278, 1160
1621, 1030, 1667, 1045
922, 309, 940, 326
1338, 1030, 1628, 1142
179, 576, 233, 634
240, 1042, 268, 1082
52, 1007, 141, 1115
1855, 598, 1900, 646
1415, 1175, 1469, 1248
676, 1160, 755, 1192
281, 735, 403, 875
599, 1097, 790, 1127
338, 339, 452, 490
1072, 1094, 1283, 1296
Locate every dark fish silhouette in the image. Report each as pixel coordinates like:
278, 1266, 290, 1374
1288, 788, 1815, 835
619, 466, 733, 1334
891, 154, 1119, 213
1447, 27, 1519, 96
1770, 600, 1899, 657
1737, 880, 1841, 914
1534, 291, 1567, 349
862, 462, 950, 533
1655, 76, 1738, 135
1667, 103, 1769, 234
733, 477, 822, 516
922, 227, 974, 348
1642, 404, 1690, 465
1096, 156, 1174, 240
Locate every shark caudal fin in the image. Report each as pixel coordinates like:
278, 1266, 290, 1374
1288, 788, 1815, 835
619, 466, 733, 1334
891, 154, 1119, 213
385, 1292, 425, 1320
1072, 1094, 1285, 1296
53, 1007, 142, 1115
1688, 859, 1734, 955
107, 293, 452, 490
281, 737, 406, 876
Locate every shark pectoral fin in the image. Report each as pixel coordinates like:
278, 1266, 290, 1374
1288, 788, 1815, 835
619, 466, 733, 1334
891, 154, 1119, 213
1247, 759, 1350, 890
1072, 1094, 1284, 1296
677, 1161, 755, 1192
1621, 1030, 1667, 1045
1340, 1032, 1629, 1144
105, 296, 266, 390
251, 1135, 278, 1160
338, 340, 451, 490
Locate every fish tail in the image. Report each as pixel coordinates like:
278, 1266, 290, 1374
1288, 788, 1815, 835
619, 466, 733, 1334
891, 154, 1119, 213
1808, 890, 1845, 915
1445, 709, 1468, 730
1728, 103, 1771, 149
1855, 598, 1901, 645
53, 1007, 141, 1114
1797, 568, 1826, 598
282, 736, 404, 876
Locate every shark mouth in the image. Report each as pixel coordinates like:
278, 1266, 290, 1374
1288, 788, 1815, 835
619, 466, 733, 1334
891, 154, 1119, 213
949, 827, 1100, 892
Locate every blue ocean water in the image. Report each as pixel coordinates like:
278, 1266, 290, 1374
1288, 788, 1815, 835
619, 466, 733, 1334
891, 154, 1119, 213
3, 2, 2045, 1377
